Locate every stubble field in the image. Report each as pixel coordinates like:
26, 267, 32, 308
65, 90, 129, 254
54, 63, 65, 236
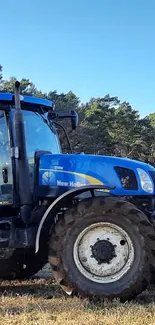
0, 263, 155, 325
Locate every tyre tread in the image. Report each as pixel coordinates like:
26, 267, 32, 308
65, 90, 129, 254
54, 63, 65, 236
48, 197, 155, 300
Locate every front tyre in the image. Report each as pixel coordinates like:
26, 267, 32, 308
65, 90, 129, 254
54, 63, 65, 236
48, 197, 155, 301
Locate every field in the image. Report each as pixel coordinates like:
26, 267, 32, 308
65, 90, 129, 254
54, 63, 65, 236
0, 264, 154, 325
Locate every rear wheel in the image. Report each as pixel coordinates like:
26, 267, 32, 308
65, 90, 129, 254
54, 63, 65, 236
48, 197, 155, 301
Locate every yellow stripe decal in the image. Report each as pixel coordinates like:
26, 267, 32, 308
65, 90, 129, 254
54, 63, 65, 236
40, 169, 103, 185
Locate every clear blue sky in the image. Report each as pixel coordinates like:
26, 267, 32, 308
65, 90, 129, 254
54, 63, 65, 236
1, 0, 155, 116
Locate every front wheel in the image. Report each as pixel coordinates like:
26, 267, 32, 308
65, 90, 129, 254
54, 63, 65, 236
48, 197, 155, 301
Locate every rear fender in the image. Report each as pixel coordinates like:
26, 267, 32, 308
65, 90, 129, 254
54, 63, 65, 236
35, 185, 115, 253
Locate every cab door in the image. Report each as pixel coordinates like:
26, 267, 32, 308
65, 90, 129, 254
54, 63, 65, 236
0, 110, 13, 205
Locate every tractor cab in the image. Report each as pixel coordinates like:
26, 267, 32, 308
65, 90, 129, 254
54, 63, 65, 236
0, 92, 77, 207
0, 93, 61, 206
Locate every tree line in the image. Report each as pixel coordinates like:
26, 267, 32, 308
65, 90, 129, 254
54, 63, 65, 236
0, 64, 155, 163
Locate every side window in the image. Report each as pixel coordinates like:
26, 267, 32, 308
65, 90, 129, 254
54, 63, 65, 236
22, 110, 61, 191
22, 110, 61, 160
0, 111, 13, 204
11, 108, 61, 193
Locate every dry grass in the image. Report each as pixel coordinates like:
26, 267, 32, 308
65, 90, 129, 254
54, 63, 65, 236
0, 277, 155, 325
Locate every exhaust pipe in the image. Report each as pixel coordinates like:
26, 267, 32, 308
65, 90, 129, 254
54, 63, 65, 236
14, 81, 32, 224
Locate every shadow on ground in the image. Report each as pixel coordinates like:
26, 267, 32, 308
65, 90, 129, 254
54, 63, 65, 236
0, 279, 65, 299
0, 277, 155, 305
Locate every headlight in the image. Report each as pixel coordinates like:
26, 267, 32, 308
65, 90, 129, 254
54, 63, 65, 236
137, 168, 154, 193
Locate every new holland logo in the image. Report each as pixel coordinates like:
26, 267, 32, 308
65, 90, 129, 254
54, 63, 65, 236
42, 171, 56, 185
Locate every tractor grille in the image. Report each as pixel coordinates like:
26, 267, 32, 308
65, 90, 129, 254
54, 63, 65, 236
114, 167, 138, 190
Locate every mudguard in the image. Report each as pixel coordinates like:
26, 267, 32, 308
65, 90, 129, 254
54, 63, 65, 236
35, 184, 115, 253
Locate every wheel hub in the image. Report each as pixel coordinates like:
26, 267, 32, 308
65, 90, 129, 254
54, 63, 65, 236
91, 239, 116, 264
73, 222, 135, 283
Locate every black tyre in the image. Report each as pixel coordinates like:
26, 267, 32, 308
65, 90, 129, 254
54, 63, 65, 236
48, 197, 155, 301
0, 248, 47, 280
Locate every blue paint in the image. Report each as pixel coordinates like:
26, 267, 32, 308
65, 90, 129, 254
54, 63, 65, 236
0, 93, 53, 109
39, 153, 155, 196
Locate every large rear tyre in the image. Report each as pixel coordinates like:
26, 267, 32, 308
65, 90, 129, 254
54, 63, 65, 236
0, 248, 47, 280
48, 197, 155, 301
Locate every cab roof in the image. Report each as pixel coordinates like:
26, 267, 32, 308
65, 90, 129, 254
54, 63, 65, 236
0, 93, 54, 111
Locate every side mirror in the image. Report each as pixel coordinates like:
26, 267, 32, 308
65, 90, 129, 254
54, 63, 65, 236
71, 110, 78, 130
48, 109, 79, 130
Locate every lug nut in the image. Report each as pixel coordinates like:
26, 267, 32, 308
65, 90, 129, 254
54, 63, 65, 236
81, 257, 87, 262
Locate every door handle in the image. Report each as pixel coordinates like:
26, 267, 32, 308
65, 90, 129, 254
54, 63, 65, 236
2, 168, 8, 184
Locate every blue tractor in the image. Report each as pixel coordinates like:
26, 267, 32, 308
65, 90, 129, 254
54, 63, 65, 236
0, 81, 155, 301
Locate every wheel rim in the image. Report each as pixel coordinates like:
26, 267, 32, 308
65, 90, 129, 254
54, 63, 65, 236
73, 222, 134, 283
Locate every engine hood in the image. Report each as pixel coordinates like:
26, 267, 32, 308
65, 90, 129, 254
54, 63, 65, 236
38, 153, 155, 196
